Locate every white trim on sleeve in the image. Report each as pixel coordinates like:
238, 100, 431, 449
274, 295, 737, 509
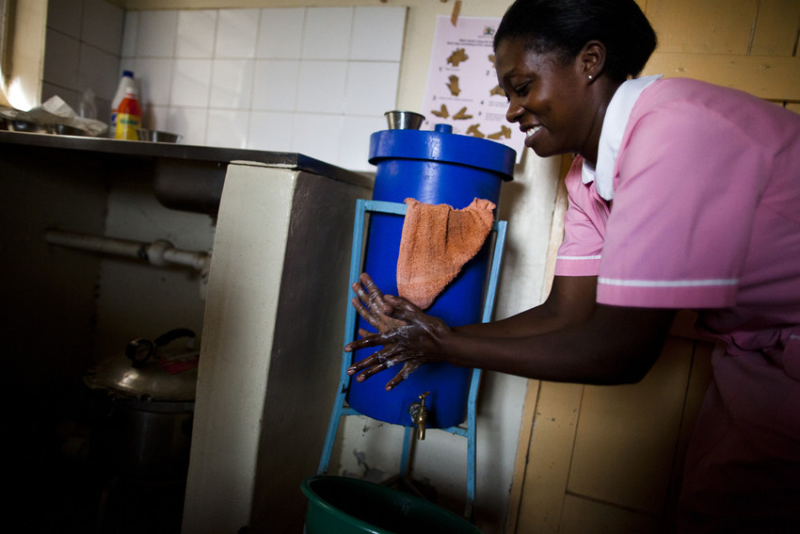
598, 277, 738, 288
557, 254, 603, 261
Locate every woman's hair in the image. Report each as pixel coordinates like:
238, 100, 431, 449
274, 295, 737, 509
494, 0, 657, 81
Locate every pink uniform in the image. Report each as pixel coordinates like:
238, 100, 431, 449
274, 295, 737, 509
555, 78, 800, 530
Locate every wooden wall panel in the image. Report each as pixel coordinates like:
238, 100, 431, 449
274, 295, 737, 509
560, 495, 660, 534
642, 54, 800, 101
566, 337, 695, 515
514, 383, 584, 534
645, 0, 759, 54
750, 0, 800, 56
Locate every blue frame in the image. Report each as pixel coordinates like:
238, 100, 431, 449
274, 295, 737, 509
317, 199, 508, 519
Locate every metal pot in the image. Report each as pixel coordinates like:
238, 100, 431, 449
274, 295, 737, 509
84, 329, 199, 479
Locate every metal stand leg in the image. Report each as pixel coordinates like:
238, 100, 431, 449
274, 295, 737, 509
318, 199, 508, 522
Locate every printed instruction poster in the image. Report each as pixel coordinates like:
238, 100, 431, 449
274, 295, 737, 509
420, 15, 525, 162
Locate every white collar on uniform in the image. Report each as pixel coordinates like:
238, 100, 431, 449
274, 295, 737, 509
582, 74, 663, 201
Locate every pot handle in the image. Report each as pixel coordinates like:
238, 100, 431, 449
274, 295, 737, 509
125, 338, 155, 367
154, 328, 196, 349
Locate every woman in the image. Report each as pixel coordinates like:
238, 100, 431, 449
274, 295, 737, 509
345, 0, 800, 530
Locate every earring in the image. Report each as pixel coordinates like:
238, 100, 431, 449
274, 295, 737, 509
588, 75, 593, 80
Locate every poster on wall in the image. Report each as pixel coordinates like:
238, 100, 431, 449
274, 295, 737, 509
420, 15, 525, 162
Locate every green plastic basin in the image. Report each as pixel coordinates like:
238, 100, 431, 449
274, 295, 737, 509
301, 475, 482, 534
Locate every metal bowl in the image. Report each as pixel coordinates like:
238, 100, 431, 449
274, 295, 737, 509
137, 129, 182, 143
384, 110, 425, 130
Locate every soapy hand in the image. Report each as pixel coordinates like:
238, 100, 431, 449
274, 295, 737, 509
349, 272, 406, 336
345, 273, 451, 391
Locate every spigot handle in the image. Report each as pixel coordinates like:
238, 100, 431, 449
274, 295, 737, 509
415, 391, 430, 440
419, 391, 429, 405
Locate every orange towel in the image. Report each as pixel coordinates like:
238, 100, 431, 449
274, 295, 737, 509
397, 197, 496, 309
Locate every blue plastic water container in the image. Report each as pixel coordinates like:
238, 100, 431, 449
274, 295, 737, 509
347, 124, 515, 428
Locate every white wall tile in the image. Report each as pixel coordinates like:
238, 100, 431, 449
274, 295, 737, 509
338, 115, 386, 171
344, 61, 399, 116
142, 104, 170, 131
256, 8, 305, 59
302, 8, 353, 60
210, 59, 254, 110
215, 9, 259, 59
171, 59, 212, 108
292, 113, 342, 164
44, 29, 80, 90
176, 10, 217, 59
94, 94, 112, 123
351, 7, 406, 62
121, 11, 139, 58
82, 0, 124, 55
47, 0, 83, 39
247, 111, 295, 151
112, 5, 402, 160
168, 107, 208, 145
135, 58, 173, 107
296, 61, 347, 114
206, 110, 250, 148
252, 60, 299, 112
79, 43, 119, 100
293, 113, 342, 164
137, 10, 177, 58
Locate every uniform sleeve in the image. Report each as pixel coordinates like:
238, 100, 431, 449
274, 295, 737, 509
554, 157, 607, 277
597, 100, 763, 308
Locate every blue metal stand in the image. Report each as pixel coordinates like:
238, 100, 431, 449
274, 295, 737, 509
317, 199, 507, 520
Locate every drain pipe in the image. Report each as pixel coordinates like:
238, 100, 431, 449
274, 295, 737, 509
45, 229, 211, 272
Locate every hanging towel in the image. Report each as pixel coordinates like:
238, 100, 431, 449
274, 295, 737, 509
397, 197, 496, 309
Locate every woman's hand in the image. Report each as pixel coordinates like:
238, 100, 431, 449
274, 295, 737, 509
345, 273, 451, 390
349, 272, 406, 339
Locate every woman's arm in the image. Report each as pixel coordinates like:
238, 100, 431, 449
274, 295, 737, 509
443, 303, 675, 385
454, 275, 599, 338
345, 273, 675, 389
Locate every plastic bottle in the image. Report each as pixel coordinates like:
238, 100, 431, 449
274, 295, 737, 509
110, 70, 136, 135
115, 88, 142, 140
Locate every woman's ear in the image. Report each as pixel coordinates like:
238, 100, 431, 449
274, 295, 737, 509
579, 40, 607, 80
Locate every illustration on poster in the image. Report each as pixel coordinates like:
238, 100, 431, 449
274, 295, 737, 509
421, 16, 525, 161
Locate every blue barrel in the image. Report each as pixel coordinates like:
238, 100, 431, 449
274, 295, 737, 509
347, 124, 515, 428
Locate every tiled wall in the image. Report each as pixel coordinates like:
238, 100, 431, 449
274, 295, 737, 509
122, 6, 405, 171
44, 0, 124, 122
43, 1, 406, 172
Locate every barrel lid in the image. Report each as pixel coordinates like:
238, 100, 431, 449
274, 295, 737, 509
368, 127, 516, 181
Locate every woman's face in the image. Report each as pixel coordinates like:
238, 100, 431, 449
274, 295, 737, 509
495, 38, 595, 159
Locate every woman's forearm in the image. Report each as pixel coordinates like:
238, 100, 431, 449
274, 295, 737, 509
454, 275, 600, 339
453, 305, 565, 338
444, 305, 675, 385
